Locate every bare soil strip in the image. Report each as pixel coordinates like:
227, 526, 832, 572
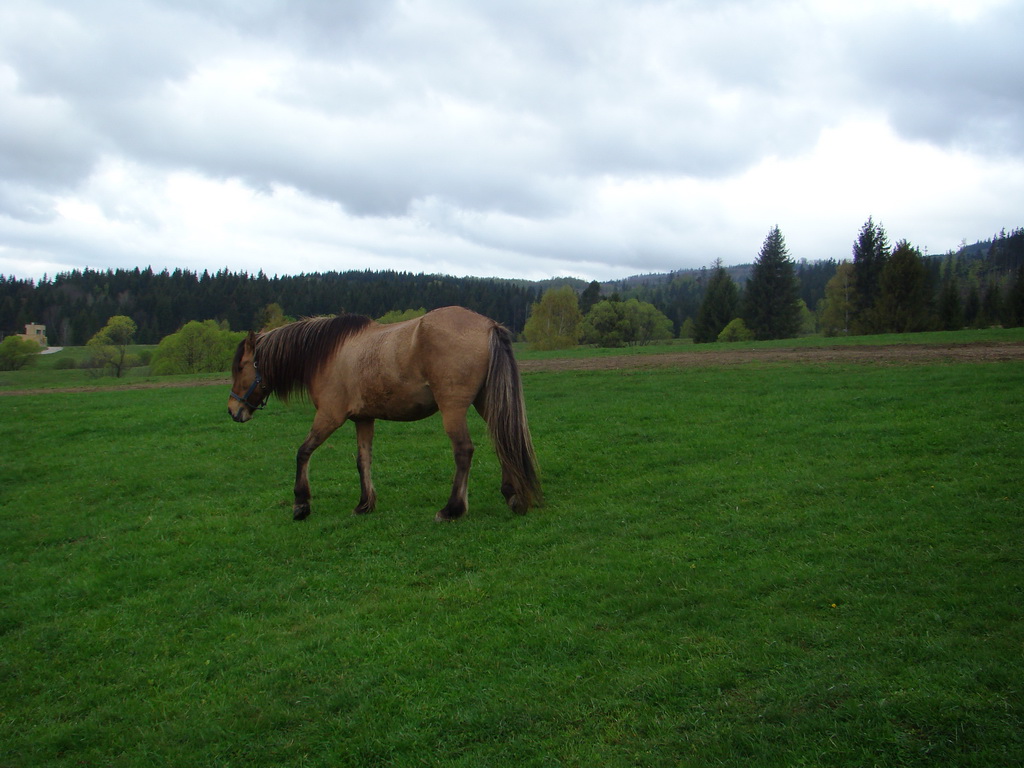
517, 340, 1024, 373
0, 378, 232, 397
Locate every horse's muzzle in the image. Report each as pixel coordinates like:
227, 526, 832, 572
229, 405, 252, 423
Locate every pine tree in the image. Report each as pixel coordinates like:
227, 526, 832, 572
937, 280, 964, 331
964, 283, 981, 327
875, 240, 932, 332
693, 260, 739, 344
579, 281, 602, 314
743, 226, 802, 340
1004, 265, 1024, 327
851, 217, 890, 333
978, 280, 1002, 328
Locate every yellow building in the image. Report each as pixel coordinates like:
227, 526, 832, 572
20, 323, 47, 348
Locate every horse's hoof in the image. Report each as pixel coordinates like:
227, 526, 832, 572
506, 495, 529, 515
293, 504, 311, 521
502, 484, 528, 515
435, 506, 465, 522
353, 504, 375, 515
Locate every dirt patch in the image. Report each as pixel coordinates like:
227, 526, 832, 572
0, 377, 232, 397
4, 341, 1023, 396
518, 341, 1024, 373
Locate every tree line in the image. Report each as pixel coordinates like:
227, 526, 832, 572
818, 221, 1024, 335
523, 225, 807, 349
0, 269, 540, 346
521, 222, 1024, 349
2, 223, 1022, 350
606, 222, 1024, 343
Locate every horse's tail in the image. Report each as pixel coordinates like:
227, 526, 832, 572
483, 324, 542, 513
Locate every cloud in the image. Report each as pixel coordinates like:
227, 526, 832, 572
1, 0, 1022, 283
838, 0, 1024, 155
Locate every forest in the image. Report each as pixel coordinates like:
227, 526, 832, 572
0, 269, 539, 346
1, 226, 1022, 346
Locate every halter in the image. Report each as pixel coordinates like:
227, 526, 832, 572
230, 358, 268, 411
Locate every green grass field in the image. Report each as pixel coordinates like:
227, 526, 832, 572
1, 339, 1022, 766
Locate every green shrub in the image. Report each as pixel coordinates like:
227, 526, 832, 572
0, 336, 41, 370
582, 298, 673, 347
717, 317, 754, 342
151, 320, 245, 375
377, 308, 427, 324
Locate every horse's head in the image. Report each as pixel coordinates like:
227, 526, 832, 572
228, 331, 268, 423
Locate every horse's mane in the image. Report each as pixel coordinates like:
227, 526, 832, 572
255, 314, 373, 401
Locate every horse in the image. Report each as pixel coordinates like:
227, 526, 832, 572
227, 306, 542, 522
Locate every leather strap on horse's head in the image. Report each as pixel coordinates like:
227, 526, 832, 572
230, 358, 268, 411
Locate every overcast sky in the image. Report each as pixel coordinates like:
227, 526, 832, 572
2, 0, 1022, 283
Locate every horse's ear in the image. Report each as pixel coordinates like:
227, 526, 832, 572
245, 330, 257, 353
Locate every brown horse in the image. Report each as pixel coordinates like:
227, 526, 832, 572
227, 306, 541, 522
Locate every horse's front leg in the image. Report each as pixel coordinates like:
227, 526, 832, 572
353, 418, 377, 514
436, 408, 474, 522
293, 413, 343, 521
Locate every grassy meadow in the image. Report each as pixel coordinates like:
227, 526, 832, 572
1, 336, 1022, 766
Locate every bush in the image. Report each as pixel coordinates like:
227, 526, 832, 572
582, 299, 673, 347
151, 320, 245, 375
717, 317, 754, 342
377, 308, 427, 325
0, 336, 42, 371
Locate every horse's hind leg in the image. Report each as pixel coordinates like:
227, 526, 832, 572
436, 407, 474, 522
353, 418, 377, 515
473, 399, 528, 515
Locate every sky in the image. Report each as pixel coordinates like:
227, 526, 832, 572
2, 0, 1022, 283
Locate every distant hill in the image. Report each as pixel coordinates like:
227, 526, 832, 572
602, 264, 754, 292
598, 231, 1022, 294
